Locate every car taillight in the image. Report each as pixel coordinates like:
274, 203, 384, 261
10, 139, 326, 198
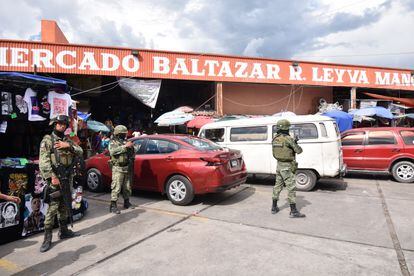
200, 157, 223, 166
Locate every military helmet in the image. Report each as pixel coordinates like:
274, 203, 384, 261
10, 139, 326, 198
49, 114, 70, 126
276, 119, 291, 131
114, 125, 128, 136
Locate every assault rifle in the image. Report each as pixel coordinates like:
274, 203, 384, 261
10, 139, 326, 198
54, 164, 74, 227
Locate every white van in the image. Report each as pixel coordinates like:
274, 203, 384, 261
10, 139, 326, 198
199, 115, 346, 191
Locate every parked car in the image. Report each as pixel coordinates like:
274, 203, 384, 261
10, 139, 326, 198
85, 134, 247, 205
341, 127, 414, 183
199, 115, 346, 191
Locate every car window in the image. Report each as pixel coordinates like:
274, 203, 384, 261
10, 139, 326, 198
144, 139, 179, 154
133, 139, 145, 153
230, 126, 268, 142
367, 131, 396, 145
272, 123, 318, 139
341, 132, 365, 146
319, 123, 328, 137
182, 137, 222, 151
400, 130, 414, 145
333, 122, 340, 137
201, 128, 225, 142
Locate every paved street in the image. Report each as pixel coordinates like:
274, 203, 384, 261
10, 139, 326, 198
0, 175, 413, 276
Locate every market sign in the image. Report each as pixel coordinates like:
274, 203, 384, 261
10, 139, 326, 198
1, 40, 413, 91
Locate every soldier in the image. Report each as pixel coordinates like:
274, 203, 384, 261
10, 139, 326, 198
39, 115, 83, 252
271, 119, 305, 218
108, 125, 136, 214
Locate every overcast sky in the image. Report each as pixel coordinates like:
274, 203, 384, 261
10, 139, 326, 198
1, 0, 413, 69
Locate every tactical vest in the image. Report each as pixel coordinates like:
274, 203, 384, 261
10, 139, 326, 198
49, 135, 74, 167
272, 134, 295, 162
110, 140, 129, 167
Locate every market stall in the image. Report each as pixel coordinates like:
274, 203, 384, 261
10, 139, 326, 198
0, 72, 87, 244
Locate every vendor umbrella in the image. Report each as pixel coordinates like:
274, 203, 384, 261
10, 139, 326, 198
87, 120, 110, 133
155, 110, 194, 126
348, 107, 393, 119
186, 116, 214, 128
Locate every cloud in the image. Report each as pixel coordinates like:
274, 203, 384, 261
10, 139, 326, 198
0, 0, 412, 68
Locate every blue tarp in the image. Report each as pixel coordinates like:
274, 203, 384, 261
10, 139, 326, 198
322, 111, 354, 132
0, 72, 67, 88
348, 107, 393, 119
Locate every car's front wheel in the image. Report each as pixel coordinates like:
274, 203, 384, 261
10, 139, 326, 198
166, 175, 194, 206
392, 161, 414, 183
295, 170, 317, 191
86, 168, 104, 192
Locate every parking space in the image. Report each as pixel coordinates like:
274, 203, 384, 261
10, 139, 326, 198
0, 176, 412, 275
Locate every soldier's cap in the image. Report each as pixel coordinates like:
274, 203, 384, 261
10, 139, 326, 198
49, 115, 70, 126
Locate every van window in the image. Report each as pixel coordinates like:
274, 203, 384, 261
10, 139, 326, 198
319, 123, 328, 137
202, 128, 225, 142
400, 130, 414, 145
367, 131, 396, 145
273, 123, 318, 139
230, 126, 268, 142
333, 122, 340, 137
341, 132, 365, 146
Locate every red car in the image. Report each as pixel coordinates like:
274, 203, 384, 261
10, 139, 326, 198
85, 134, 247, 205
341, 127, 414, 183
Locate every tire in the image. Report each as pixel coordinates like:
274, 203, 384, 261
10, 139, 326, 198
391, 161, 414, 183
295, 170, 317, 191
166, 175, 194, 206
86, 168, 104, 192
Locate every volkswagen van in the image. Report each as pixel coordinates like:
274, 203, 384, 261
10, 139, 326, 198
199, 115, 346, 191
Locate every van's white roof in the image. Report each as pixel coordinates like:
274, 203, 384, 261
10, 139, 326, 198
203, 114, 334, 128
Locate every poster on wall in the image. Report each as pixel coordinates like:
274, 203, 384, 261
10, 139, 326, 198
22, 194, 47, 236
0, 201, 20, 228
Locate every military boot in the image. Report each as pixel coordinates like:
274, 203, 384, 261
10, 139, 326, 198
289, 204, 306, 218
123, 199, 135, 209
58, 223, 79, 239
271, 199, 279, 214
110, 201, 120, 214
40, 229, 53, 253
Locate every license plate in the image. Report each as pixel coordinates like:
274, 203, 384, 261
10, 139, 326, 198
231, 160, 238, 167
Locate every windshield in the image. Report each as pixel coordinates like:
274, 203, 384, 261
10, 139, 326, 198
182, 137, 222, 151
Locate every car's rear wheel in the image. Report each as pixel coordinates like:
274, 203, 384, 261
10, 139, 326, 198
86, 168, 104, 192
295, 170, 317, 191
166, 175, 194, 206
392, 161, 414, 183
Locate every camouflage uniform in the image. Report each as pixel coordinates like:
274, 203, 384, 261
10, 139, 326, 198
39, 132, 83, 230
108, 137, 133, 202
272, 133, 303, 203
271, 119, 305, 218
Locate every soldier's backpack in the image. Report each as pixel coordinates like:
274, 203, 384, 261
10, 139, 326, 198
272, 134, 294, 162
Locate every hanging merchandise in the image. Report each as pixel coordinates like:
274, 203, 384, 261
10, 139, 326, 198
14, 94, 28, 114
8, 173, 28, 198
47, 90, 73, 119
39, 93, 50, 118
23, 88, 46, 121
119, 78, 161, 108
0, 121, 6, 133
0, 201, 20, 229
22, 194, 47, 236
1, 91, 13, 115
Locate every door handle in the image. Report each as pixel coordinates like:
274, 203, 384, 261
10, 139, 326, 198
354, 149, 363, 153
392, 148, 401, 152
165, 156, 174, 161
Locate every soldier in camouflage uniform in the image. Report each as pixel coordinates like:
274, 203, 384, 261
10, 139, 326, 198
39, 115, 83, 252
271, 119, 305, 218
108, 125, 136, 214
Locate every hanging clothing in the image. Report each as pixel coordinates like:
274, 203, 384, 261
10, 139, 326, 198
1, 91, 13, 116
23, 88, 46, 121
47, 91, 72, 119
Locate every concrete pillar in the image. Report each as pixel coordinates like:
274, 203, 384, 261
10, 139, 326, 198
350, 87, 357, 109
215, 82, 223, 116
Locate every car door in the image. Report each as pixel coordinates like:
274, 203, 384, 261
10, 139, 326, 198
131, 138, 148, 190
341, 131, 366, 169
363, 130, 399, 170
136, 138, 181, 191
